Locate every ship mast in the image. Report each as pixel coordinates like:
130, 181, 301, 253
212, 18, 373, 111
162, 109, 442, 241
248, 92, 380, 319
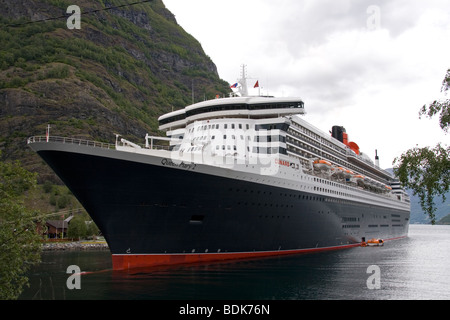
239, 64, 249, 97
230, 64, 250, 97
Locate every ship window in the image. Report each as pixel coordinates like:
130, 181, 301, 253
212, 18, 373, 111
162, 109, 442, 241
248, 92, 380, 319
224, 124, 228, 129
239, 124, 242, 129
232, 124, 235, 129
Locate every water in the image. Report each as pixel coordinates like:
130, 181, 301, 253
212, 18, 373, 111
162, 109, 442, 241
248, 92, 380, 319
19, 225, 450, 300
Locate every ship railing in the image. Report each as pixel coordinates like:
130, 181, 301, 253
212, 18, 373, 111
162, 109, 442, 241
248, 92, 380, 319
27, 135, 172, 151
27, 136, 116, 150
146, 144, 172, 151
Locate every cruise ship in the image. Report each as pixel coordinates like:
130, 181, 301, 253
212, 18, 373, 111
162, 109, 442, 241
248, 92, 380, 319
28, 68, 410, 271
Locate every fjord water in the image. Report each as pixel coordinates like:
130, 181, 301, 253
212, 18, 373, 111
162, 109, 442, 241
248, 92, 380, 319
20, 224, 450, 300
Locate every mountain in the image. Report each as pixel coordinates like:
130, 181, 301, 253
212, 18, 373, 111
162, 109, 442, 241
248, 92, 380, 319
409, 191, 450, 224
0, 0, 230, 181
437, 214, 450, 225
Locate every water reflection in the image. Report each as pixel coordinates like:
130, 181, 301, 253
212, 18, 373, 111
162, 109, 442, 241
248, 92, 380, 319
20, 225, 450, 300
108, 252, 348, 300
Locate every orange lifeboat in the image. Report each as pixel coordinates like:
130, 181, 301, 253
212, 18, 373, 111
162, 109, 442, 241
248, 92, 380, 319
342, 168, 354, 179
313, 159, 332, 170
332, 166, 345, 178
353, 175, 366, 187
366, 238, 384, 247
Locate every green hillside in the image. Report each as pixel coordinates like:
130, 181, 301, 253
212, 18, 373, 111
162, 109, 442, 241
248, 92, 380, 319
0, 0, 230, 182
437, 214, 450, 225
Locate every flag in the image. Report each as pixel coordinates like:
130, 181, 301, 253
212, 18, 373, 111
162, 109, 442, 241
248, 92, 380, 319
254, 81, 259, 88
230, 83, 238, 88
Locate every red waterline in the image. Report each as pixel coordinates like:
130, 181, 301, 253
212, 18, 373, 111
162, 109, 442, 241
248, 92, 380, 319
111, 243, 364, 271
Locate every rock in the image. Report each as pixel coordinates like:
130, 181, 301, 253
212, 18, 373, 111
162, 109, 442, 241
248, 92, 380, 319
42, 241, 109, 251
0, 0, 230, 173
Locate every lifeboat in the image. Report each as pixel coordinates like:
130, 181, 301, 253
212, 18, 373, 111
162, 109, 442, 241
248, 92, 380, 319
342, 168, 354, 179
366, 238, 384, 247
313, 159, 332, 171
373, 181, 384, 191
364, 178, 377, 190
332, 166, 345, 178
353, 175, 365, 187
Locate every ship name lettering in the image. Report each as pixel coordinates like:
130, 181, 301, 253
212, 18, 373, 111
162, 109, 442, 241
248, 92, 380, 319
161, 158, 196, 170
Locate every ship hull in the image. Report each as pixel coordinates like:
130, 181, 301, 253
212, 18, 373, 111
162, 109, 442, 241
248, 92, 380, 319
30, 141, 409, 271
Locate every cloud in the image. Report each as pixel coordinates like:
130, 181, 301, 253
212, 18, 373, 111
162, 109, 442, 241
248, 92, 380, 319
163, 0, 450, 168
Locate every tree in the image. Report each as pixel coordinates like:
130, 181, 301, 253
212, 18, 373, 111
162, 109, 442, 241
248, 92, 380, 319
394, 69, 450, 225
67, 214, 87, 240
419, 69, 450, 134
87, 221, 100, 239
0, 157, 42, 299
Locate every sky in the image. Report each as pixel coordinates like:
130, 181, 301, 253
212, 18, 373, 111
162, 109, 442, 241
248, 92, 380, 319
163, 0, 450, 169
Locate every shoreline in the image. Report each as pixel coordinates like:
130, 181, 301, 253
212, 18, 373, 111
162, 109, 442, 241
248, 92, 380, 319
42, 240, 109, 251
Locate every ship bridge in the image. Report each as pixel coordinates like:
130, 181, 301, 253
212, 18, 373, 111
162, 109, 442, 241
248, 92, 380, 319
159, 96, 305, 131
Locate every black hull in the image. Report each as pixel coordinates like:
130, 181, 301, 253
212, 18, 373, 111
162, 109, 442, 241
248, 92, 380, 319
33, 143, 409, 269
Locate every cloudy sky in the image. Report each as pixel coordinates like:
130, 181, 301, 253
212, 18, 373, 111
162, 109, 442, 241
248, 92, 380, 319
163, 0, 450, 169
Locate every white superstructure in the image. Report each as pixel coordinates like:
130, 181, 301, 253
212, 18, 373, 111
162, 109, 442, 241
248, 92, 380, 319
151, 67, 410, 213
